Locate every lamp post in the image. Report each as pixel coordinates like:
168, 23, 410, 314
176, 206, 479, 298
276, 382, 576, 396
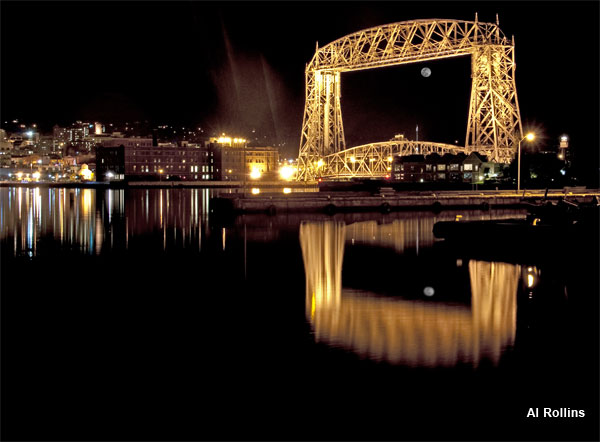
517, 132, 535, 192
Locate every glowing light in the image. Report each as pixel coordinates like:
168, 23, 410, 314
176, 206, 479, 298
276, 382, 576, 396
80, 164, 93, 180
350, 156, 356, 163
16, 172, 23, 179
250, 167, 262, 179
525, 133, 535, 141
251, 188, 260, 195
32, 171, 41, 180
26, 131, 33, 138
106, 171, 114, 178
279, 165, 295, 181
283, 187, 292, 194
317, 159, 324, 168
560, 135, 568, 142
387, 156, 393, 162
527, 274, 534, 288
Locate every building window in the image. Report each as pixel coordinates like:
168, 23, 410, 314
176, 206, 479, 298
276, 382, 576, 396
438, 164, 446, 171
464, 164, 473, 171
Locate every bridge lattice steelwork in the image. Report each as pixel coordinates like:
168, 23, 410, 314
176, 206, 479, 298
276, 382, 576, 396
320, 140, 467, 178
297, 16, 523, 181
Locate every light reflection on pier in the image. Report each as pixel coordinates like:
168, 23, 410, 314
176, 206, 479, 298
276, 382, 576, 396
301, 220, 521, 367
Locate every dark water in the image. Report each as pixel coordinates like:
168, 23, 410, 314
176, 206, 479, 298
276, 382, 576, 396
1, 187, 598, 441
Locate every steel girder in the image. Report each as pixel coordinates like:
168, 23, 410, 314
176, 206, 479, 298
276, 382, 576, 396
297, 18, 523, 181
319, 140, 467, 178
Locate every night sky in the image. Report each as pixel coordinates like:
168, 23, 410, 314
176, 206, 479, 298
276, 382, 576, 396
1, 1, 598, 180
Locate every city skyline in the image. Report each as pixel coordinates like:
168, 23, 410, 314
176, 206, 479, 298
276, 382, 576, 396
1, 1, 598, 182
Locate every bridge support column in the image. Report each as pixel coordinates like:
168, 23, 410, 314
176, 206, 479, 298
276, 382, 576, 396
466, 44, 523, 163
298, 70, 345, 181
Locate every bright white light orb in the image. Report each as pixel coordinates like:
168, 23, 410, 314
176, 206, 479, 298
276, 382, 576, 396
250, 167, 262, 180
279, 165, 295, 181
421, 67, 431, 78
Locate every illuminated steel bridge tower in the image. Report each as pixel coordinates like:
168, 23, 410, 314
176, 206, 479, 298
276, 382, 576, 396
297, 16, 524, 181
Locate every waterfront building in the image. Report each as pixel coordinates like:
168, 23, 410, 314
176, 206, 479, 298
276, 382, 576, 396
208, 136, 279, 181
96, 137, 218, 181
392, 152, 503, 183
245, 146, 279, 178
392, 154, 429, 182
209, 136, 248, 181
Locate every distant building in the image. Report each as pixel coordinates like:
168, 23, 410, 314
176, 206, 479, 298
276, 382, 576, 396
558, 135, 571, 166
0, 129, 13, 159
53, 122, 94, 153
53, 125, 70, 152
35, 135, 54, 153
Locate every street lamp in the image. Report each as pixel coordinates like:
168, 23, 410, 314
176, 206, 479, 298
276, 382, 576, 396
517, 132, 535, 192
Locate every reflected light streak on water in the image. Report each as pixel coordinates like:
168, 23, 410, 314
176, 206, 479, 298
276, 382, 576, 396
0, 187, 214, 257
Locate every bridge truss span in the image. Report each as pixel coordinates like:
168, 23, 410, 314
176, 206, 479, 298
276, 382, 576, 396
321, 141, 467, 178
297, 17, 524, 181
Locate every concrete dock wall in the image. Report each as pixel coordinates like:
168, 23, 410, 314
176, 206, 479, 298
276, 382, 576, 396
214, 190, 600, 214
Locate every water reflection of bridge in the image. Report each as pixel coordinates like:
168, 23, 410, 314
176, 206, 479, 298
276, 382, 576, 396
300, 221, 520, 367
235, 208, 525, 245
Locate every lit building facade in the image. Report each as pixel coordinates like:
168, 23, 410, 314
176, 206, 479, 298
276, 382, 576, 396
96, 137, 218, 181
392, 152, 501, 183
245, 146, 279, 177
208, 136, 279, 181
